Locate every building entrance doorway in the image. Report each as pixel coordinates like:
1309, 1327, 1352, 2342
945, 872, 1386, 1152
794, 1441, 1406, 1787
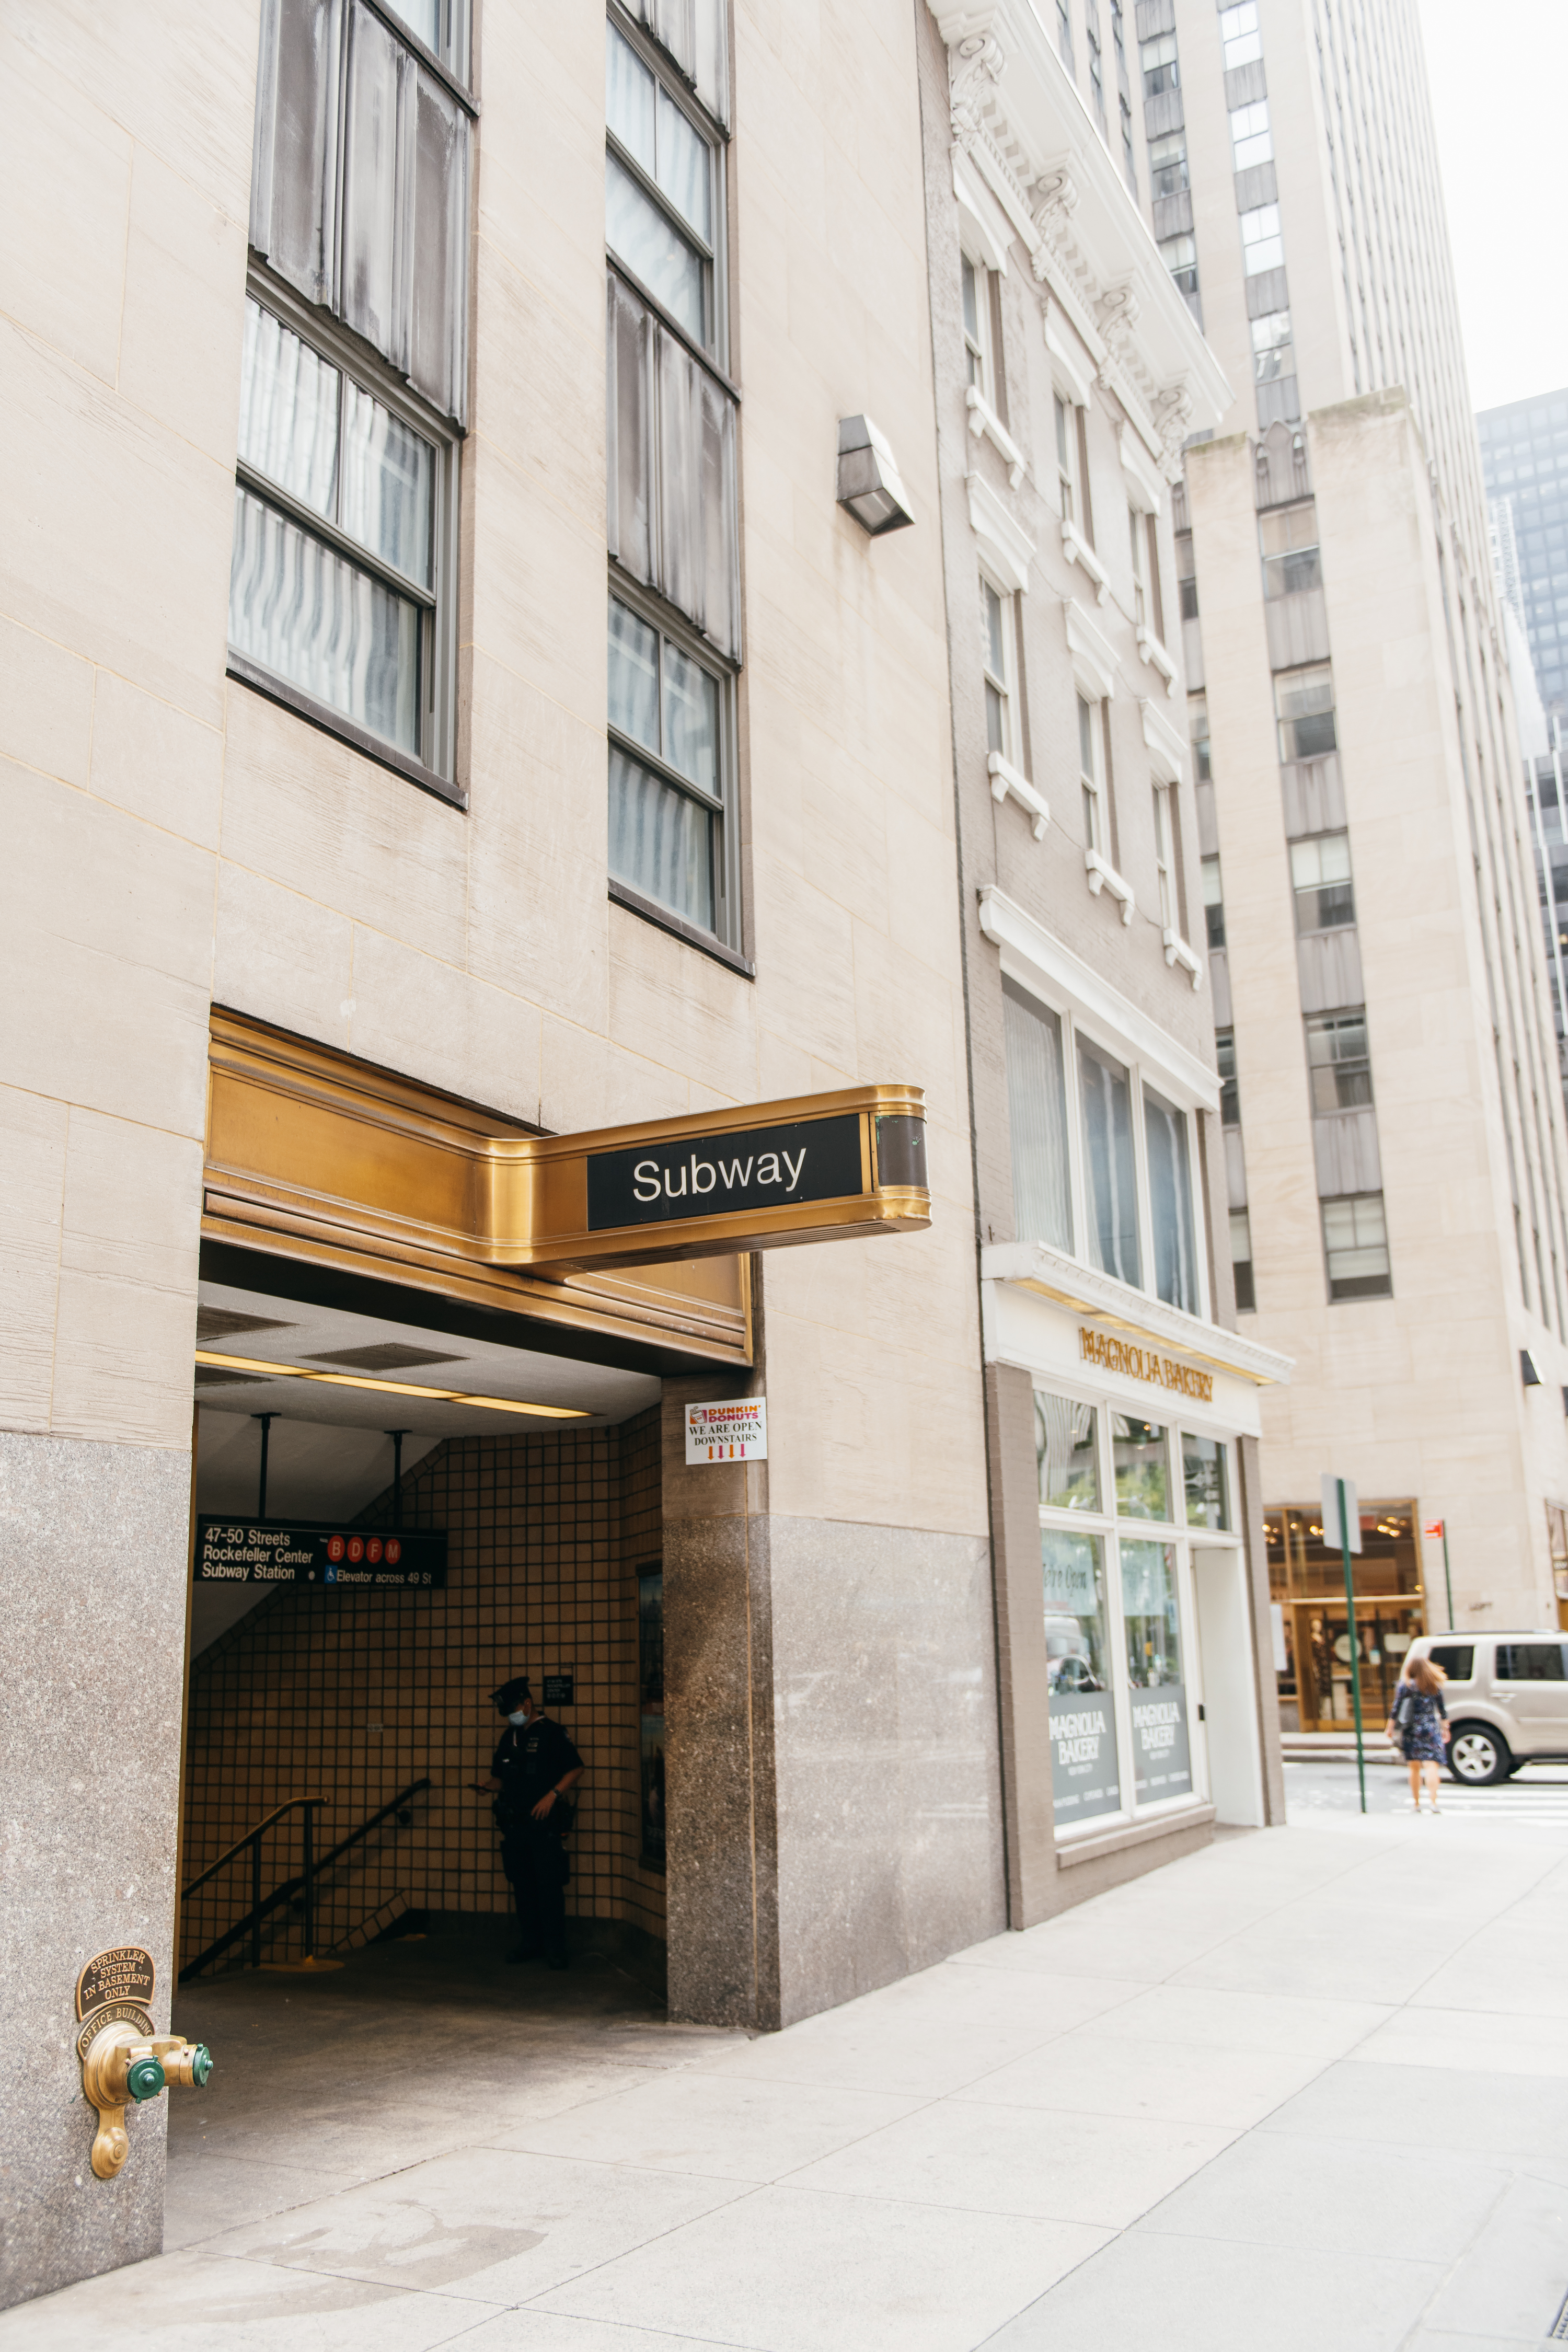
1266, 1503, 1425, 1733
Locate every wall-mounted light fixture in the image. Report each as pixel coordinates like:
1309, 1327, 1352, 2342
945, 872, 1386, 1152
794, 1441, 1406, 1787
1521, 1348, 1542, 1387
836, 415, 915, 536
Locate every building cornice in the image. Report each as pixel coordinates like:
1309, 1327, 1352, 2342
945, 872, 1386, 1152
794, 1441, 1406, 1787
931, 2, 1231, 477
981, 1239, 1295, 1387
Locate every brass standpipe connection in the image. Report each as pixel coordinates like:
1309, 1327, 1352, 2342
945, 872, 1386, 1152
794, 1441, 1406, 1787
79, 2020, 214, 2180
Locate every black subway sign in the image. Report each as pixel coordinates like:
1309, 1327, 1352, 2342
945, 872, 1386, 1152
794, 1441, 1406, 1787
195, 1518, 447, 1588
586, 1113, 866, 1231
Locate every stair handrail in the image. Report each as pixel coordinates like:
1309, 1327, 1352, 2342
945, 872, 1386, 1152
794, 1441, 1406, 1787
178, 1777, 434, 1981
182, 1796, 324, 1899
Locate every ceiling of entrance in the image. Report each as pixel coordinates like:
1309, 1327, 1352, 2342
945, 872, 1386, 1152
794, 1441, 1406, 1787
193, 1275, 662, 1526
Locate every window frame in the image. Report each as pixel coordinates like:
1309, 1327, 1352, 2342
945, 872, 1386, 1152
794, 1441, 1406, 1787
1001, 962, 1212, 1324
1289, 829, 1356, 936
980, 566, 1019, 765
606, 575, 746, 965
961, 250, 994, 408
1054, 391, 1078, 526
1151, 781, 1174, 933
228, 269, 463, 804
1036, 1397, 1232, 1841
1079, 690, 1104, 855
1321, 1190, 1393, 1302
606, 2, 730, 372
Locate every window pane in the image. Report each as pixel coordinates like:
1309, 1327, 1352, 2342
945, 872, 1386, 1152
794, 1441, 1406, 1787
1043, 1530, 1122, 1826
1004, 982, 1073, 1251
379, 0, 442, 51
1145, 1085, 1197, 1313
985, 681, 1005, 756
657, 86, 711, 241
1077, 694, 1094, 777
609, 742, 715, 931
608, 597, 660, 752
1113, 1417, 1169, 1519
662, 639, 719, 791
230, 484, 422, 754
607, 151, 706, 343
1079, 1037, 1141, 1287
1036, 1392, 1099, 1512
607, 24, 657, 173
606, 273, 655, 584
238, 301, 340, 518
962, 254, 979, 345
1323, 1193, 1391, 1299
339, 381, 434, 587
1182, 1433, 1228, 1529
656, 330, 739, 656
1121, 1538, 1193, 1802
1496, 1642, 1566, 1681
982, 579, 1006, 678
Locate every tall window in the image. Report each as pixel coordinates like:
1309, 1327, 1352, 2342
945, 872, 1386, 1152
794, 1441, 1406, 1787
1004, 980, 1073, 1250
1151, 784, 1174, 931
1055, 394, 1077, 525
1230, 1210, 1256, 1309
1148, 132, 1188, 198
1139, 31, 1179, 96
1240, 204, 1284, 276
235, 0, 472, 787
1079, 694, 1104, 852
1252, 310, 1294, 386
1219, 1, 1262, 68
1261, 501, 1321, 598
1322, 1194, 1392, 1300
1056, 0, 1075, 70
1144, 1086, 1197, 1312
1160, 233, 1199, 297
1128, 504, 1147, 630
1229, 100, 1273, 170
1275, 663, 1338, 762
1175, 531, 1198, 621
1291, 833, 1355, 932
1306, 1009, 1372, 1110
1079, 1035, 1141, 1287
606, 3, 740, 951
981, 576, 1016, 759
1215, 1028, 1239, 1124
1201, 854, 1225, 948
961, 255, 993, 404
1086, 13, 1106, 129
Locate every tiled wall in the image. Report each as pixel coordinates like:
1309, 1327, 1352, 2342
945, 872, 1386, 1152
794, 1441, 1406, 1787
179, 1408, 665, 1971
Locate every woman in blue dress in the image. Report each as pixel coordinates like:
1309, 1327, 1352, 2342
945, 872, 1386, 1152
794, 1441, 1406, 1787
1386, 1653, 1449, 1812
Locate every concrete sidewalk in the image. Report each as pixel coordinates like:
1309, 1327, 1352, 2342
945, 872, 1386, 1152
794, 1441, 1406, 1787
7, 1805, 1568, 2351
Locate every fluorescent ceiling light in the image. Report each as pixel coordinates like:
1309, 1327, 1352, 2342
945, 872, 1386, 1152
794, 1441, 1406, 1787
193, 1350, 590, 1419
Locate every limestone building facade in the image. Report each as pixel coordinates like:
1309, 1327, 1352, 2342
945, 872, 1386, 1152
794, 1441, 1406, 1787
1130, 0, 1568, 1702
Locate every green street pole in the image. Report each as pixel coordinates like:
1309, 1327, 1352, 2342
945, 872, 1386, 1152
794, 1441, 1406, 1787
1442, 1523, 1455, 1632
1338, 1477, 1367, 1815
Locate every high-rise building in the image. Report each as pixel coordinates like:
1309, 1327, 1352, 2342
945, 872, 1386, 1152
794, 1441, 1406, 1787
1131, 0, 1568, 1699
1479, 388, 1568, 721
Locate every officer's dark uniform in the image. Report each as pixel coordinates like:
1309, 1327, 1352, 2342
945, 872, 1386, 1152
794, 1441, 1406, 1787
491, 1714, 583, 1962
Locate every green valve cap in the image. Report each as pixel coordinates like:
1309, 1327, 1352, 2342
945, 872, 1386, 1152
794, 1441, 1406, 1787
125, 2057, 166, 2103
190, 2045, 214, 2088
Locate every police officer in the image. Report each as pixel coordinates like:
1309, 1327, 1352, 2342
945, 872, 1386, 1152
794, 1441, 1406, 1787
474, 1677, 584, 1968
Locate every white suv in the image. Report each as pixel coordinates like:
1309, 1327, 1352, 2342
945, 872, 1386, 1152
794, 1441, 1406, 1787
1403, 1632, 1568, 1785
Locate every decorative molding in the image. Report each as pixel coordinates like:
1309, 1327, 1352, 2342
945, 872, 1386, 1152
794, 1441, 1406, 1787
966, 386, 1027, 487
967, 469, 1036, 592
946, 21, 1006, 163
976, 883, 1223, 1113
1062, 517, 1108, 602
1137, 628, 1178, 694
988, 750, 1050, 838
1140, 695, 1187, 781
952, 148, 1011, 274
1065, 598, 1117, 701
1086, 847, 1135, 921
1044, 307, 1096, 409
982, 1235, 1293, 1386
1162, 927, 1204, 988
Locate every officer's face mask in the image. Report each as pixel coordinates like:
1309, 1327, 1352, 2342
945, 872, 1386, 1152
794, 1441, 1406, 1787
507, 1708, 529, 1725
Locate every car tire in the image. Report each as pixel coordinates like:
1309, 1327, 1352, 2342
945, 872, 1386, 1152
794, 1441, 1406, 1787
1446, 1723, 1513, 1785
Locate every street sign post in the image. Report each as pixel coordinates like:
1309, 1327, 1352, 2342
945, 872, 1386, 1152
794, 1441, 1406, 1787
1321, 1473, 1365, 1813
1424, 1518, 1455, 1630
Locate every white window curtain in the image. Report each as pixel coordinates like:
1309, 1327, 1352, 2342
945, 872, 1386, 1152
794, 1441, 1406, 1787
251, 0, 470, 426
1003, 980, 1073, 1251
607, 273, 740, 663
1144, 1085, 1198, 1313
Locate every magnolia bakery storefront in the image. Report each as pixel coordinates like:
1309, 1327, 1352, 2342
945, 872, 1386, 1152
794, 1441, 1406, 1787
981, 1251, 1291, 1918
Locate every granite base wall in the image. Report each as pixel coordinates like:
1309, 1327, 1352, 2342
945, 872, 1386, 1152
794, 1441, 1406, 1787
0, 1431, 192, 2310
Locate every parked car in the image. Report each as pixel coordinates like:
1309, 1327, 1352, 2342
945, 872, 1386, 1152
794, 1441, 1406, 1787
1401, 1632, 1568, 1784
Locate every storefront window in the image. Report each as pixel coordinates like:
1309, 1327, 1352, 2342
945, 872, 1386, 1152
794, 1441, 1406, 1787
1035, 1391, 1099, 1511
1078, 1035, 1141, 1287
1043, 1529, 1122, 1825
1265, 1501, 1424, 1733
1182, 1432, 1228, 1529
1113, 1416, 1168, 1519
1120, 1538, 1194, 1804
